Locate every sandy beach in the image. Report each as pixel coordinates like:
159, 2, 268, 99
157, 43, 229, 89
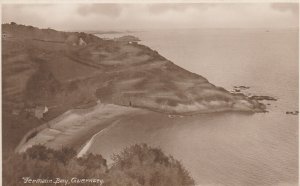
16, 103, 145, 153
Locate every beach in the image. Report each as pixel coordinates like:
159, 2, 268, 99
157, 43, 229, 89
16, 103, 145, 153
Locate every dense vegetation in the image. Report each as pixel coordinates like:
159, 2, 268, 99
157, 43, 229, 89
3, 144, 195, 186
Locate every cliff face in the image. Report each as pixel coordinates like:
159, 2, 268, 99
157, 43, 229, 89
2, 23, 265, 116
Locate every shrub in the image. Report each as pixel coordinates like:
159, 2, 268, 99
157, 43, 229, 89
25, 145, 76, 164
26, 144, 55, 161
78, 153, 107, 170
3, 144, 195, 186
105, 144, 195, 186
53, 146, 77, 165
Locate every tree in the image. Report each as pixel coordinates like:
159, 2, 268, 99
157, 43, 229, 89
26, 144, 54, 161
78, 153, 107, 170
3, 144, 195, 186
105, 144, 195, 186
53, 146, 76, 165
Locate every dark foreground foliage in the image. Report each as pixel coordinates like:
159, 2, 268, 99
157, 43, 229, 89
3, 144, 195, 186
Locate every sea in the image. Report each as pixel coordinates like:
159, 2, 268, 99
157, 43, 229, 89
92, 28, 299, 186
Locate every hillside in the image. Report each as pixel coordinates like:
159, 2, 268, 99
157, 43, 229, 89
2, 23, 265, 154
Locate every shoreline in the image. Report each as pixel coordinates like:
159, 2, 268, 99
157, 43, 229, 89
16, 101, 265, 154
15, 104, 144, 153
77, 120, 120, 158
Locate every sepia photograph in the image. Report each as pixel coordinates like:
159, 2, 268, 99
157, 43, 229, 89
1, 1, 299, 186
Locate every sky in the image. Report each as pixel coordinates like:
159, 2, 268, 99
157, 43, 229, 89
2, 3, 299, 31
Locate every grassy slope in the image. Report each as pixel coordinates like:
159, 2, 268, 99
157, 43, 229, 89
2, 23, 265, 155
